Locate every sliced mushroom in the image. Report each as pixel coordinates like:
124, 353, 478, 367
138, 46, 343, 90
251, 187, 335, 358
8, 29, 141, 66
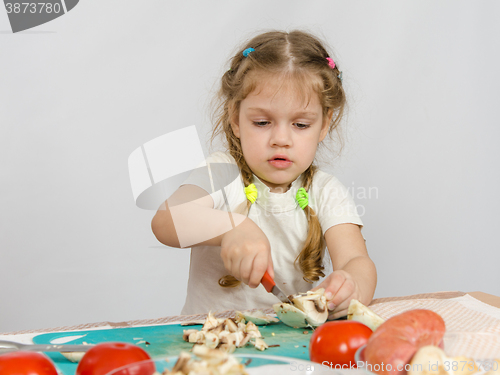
347, 299, 385, 331
180, 310, 269, 352
484, 360, 500, 375
273, 288, 328, 328
224, 318, 238, 333
218, 343, 236, 354
182, 329, 199, 342
225, 331, 245, 347
171, 351, 191, 373
192, 344, 231, 366
235, 310, 279, 325
409, 346, 479, 375
188, 331, 205, 344
239, 333, 251, 347
244, 321, 261, 338
202, 311, 222, 331
204, 332, 219, 349
273, 302, 309, 328
169, 346, 249, 374
60, 352, 85, 363
254, 338, 269, 351
219, 330, 230, 344
208, 322, 224, 336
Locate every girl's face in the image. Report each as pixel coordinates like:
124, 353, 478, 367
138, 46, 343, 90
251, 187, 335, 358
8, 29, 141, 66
231, 75, 330, 193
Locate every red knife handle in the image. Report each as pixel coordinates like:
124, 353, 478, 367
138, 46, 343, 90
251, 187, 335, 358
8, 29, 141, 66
261, 271, 275, 293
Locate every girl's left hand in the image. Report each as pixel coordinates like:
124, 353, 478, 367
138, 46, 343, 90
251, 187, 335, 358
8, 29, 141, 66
314, 270, 361, 320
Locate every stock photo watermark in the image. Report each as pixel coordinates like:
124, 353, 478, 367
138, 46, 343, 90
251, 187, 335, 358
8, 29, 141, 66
3, 0, 79, 33
288, 359, 498, 373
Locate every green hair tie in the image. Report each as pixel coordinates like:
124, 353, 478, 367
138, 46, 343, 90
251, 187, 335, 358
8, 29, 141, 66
296, 187, 309, 210
244, 183, 258, 203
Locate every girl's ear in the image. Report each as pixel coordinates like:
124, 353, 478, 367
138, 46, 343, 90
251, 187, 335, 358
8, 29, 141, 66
319, 109, 333, 142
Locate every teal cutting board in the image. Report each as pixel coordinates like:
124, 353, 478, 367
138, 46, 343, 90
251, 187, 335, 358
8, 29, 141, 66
32, 322, 313, 375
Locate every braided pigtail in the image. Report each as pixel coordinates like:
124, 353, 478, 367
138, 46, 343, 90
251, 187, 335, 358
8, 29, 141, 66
294, 165, 326, 283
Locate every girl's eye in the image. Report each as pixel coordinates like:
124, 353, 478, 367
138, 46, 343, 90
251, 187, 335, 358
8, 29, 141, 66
294, 123, 310, 129
253, 121, 270, 127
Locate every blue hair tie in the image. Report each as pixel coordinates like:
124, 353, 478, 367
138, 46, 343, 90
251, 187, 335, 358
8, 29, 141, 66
243, 48, 255, 57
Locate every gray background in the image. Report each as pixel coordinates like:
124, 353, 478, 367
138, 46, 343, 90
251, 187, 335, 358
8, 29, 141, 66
1, 1, 499, 333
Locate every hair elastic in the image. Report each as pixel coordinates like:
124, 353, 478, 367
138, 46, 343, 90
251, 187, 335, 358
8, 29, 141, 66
243, 48, 255, 57
296, 187, 309, 210
326, 57, 336, 69
244, 183, 258, 203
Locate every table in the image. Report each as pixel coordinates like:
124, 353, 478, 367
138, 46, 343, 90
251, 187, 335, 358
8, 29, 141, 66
467, 291, 500, 308
0, 291, 499, 374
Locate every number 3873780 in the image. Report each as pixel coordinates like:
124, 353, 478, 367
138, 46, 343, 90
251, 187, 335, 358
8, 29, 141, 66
5, 3, 62, 14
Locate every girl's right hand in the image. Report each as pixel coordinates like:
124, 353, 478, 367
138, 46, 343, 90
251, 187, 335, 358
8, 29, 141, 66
220, 218, 274, 289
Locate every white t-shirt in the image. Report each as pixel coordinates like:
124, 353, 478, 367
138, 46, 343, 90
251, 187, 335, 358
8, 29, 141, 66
180, 151, 363, 315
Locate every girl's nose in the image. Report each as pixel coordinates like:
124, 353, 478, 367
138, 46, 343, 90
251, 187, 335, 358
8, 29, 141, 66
270, 123, 292, 147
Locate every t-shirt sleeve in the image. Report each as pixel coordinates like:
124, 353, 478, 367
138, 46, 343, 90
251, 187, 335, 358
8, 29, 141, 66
314, 172, 363, 235
180, 151, 245, 211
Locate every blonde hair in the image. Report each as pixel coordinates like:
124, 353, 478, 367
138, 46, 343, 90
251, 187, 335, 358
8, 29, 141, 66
211, 30, 346, 288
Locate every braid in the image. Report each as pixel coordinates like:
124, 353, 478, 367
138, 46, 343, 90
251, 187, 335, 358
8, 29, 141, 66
295, 165, 326, 283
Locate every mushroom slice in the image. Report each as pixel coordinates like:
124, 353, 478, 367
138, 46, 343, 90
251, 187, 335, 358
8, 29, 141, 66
236, 310, 279, 325
192, 344, 229, 365
453, 356, 479, 375
224, 318, 238, 333
208, 322, 224, 336
244, 321, 262, 338
188, 331, 205, 344
234, 311, 246, 324
273, 302, 309, 328
219, 330, 230, 344
484, 360, 500, 375
347, 299, 385, 331
408, 346, 479, 375
218, 343, 236, 354
225, 331, 245, 347
204, 332, 219, 349
239, 333, 251, 347
254, 338, 268, 351
170, 348, 249, 375
202, 311, 221, 331
409, 345, 453, 375
171, 351, 192, 373
273, 288, 328, 328
182, 329, 199, 342
60, 352, 85, 363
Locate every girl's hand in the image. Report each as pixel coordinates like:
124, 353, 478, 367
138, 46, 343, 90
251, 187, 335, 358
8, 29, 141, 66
314, 270, 361, 320
220, 218, 274, 289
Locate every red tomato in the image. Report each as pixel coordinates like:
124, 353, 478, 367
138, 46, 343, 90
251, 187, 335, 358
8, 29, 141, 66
0, 351, 58, 375
76, 342, 155, 375
309, 321, 372, 368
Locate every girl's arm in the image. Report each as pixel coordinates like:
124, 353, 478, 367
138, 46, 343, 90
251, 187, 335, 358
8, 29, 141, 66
151, 184, 244, 248
151, 184, 273, 287
318, 223, 377, 319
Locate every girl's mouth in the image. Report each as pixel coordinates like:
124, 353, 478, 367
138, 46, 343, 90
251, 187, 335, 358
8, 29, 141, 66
269, 156, 292, 169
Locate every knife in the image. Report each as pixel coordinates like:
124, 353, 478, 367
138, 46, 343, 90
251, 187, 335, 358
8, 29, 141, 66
261, 270, 293, 304
0, 340, 94, 355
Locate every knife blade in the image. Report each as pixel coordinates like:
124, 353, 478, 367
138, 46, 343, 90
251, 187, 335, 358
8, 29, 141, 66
0, 340, 94, 354
261, 270, 293, 304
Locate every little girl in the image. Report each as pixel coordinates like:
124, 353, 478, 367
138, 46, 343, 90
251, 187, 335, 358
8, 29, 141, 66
152, 30, 377, 319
